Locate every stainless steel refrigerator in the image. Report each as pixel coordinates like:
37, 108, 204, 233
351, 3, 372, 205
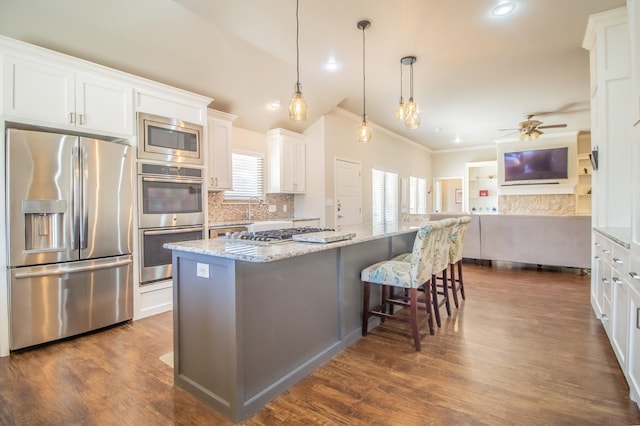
6, 128, 133, 350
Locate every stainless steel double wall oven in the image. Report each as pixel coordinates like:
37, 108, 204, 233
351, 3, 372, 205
137, 113, 205, 284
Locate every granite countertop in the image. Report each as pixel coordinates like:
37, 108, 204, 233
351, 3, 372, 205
594, 227, 632, 249
166, 222, 423, 263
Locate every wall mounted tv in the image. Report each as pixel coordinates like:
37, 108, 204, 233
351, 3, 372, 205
503, 147, 568, 184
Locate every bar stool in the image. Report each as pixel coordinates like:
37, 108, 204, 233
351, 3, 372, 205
447, 216, 471, 308
390, 218, 456, 328
430, 218, 457, 327
360, 221, 444, 351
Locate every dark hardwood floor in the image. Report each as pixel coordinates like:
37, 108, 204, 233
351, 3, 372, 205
0, 263, 639, 425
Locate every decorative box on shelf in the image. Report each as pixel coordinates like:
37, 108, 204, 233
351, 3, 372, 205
479, 189, 489, 197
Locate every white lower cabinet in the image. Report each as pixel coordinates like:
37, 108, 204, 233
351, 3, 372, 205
628, 280, 640, 403
592, 231, 640, 405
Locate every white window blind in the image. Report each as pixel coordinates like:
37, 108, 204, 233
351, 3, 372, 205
409, 176, 427, 214
224, 152, 264, 200
372, 168, 398, 224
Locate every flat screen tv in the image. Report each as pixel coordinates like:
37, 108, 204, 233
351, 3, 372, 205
503, 147, 568, 183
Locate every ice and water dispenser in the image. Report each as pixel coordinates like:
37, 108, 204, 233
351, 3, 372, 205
22, 200, 66, 252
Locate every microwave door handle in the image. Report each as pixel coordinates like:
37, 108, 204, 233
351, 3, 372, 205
143, 227, 204, 236
141, 177, 203, 185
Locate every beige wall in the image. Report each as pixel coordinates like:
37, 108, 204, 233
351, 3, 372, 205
431, 146, 497, 178
322, 110, 432, 227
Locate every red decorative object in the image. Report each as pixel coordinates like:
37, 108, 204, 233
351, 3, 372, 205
479, 189, 489, 197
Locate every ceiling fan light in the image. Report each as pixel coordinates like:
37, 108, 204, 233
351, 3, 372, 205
288, 84, 308, 121
395, 98, 407, 120
519, 132, 528, 141
358, 117, 372, 143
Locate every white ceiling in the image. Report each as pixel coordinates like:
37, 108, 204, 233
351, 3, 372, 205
0, 0, 626, 151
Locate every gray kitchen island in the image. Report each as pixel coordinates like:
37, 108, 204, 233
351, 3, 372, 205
164, 223, 420, 422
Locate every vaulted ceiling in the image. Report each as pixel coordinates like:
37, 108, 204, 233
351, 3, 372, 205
0, 0, 626, 150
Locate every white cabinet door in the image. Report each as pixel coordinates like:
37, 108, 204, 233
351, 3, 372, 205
591, 236, 603, 317
3, 56, 134, 136
628, 284, 640, 403
267, 129, 306, 194
207, 112, 234, 191
611, 273, 629, 369
3, 56, 74, 126
76, 73, 133, 135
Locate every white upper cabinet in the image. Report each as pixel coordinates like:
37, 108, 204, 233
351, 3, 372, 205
267, 128, 306, 194
207, 109, 236, 191
3, 55, 134, 136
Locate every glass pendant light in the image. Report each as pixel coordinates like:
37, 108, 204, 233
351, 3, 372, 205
357, 20, 372, 143
395, 61, 407, 120
288, 0, 308, 121
403, 56, 420, 129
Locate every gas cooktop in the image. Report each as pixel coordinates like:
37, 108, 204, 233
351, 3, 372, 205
219, 227, 335, 245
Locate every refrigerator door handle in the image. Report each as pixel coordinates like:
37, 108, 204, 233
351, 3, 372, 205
13, 258, 133, 279
72, 146, 81, 250
80, 145, 88, 250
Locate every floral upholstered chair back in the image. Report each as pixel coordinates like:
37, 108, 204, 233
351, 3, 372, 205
409, 220, 446, 287
449, 216, 472, 264
432, 218, 458, 274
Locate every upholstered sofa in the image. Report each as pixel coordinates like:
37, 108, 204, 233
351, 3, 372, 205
429, 213, 591, 268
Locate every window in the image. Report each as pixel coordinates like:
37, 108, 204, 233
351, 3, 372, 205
372, 168, 398, 224
224, 151, 264, 200
409, 176, 427, 214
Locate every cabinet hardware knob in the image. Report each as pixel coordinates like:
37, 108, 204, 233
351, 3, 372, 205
602, 314, 609, 321
594, 256, 600, 261
637, 307, 640, 330
630, 272, 640, 280
612, 277, 623, 285
69, 112, 76, 124
594, 242, 601, 247
79, 114, 85, 125
613, 257, 623, 264
602, 249, 611, 254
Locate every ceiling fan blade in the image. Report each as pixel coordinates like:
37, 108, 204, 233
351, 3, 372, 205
499, 130, 521, 138
498, 128, 519, 131
537, 124, 567, 129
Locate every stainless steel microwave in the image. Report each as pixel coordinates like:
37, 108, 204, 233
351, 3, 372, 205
137, 112, 203, 165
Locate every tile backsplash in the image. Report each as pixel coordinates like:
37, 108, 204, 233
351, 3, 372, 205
207, 192, 294, 223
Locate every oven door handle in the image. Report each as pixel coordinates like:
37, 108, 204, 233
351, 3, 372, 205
143, 227, 204, 236
141, 176, 203, 184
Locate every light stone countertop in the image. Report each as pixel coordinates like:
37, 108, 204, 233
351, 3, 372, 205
594, 227, 632, 249
166, 222, 424, 263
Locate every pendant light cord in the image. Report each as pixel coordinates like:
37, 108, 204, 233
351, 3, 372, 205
296, 0, 300, 86
399, 61, 403, 98
362, 24, 366, 119
409, 61, 413, 99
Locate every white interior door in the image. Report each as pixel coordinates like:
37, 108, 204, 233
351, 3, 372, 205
335, 159, 362, 227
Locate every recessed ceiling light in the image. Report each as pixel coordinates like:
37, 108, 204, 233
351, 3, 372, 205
454, 135, 463, 143
491, 2, 516, 17
268, 99, 281, 110
324, 58, 340, 72
434, 127, 443, 133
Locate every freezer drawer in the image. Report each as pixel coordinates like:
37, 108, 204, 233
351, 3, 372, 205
9, 255, 133, 350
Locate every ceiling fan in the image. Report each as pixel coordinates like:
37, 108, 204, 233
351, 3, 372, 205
500, 114, 567, 141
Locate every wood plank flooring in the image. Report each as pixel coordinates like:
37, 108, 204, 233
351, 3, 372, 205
0, 262, 639, 425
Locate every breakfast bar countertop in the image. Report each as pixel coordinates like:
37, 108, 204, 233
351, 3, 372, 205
165, 222, 424, 263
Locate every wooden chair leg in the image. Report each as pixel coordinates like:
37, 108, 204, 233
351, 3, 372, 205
380, 285, 388, 323
424, 280, 435, 335
449, 263, 459, 308
442, 268, 451, 317
409, 288, 421, 351
362, 281, 370, 336
458, 261, 466, 300
431, 274, 441, 328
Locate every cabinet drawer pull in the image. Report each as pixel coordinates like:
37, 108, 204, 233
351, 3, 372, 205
602, 249, 611, 254
69, 112, 76, 124
630, 272, 640, 280
79, 114, 85, 125
594, 256, 600, 261
602, 314, 609, 321
594, 242, 602, 247
613, 257, 623, 264
637, 308, 640, 330
612, 277, 623, 285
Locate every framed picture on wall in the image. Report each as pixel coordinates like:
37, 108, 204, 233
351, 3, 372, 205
455, 189, 462, 204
